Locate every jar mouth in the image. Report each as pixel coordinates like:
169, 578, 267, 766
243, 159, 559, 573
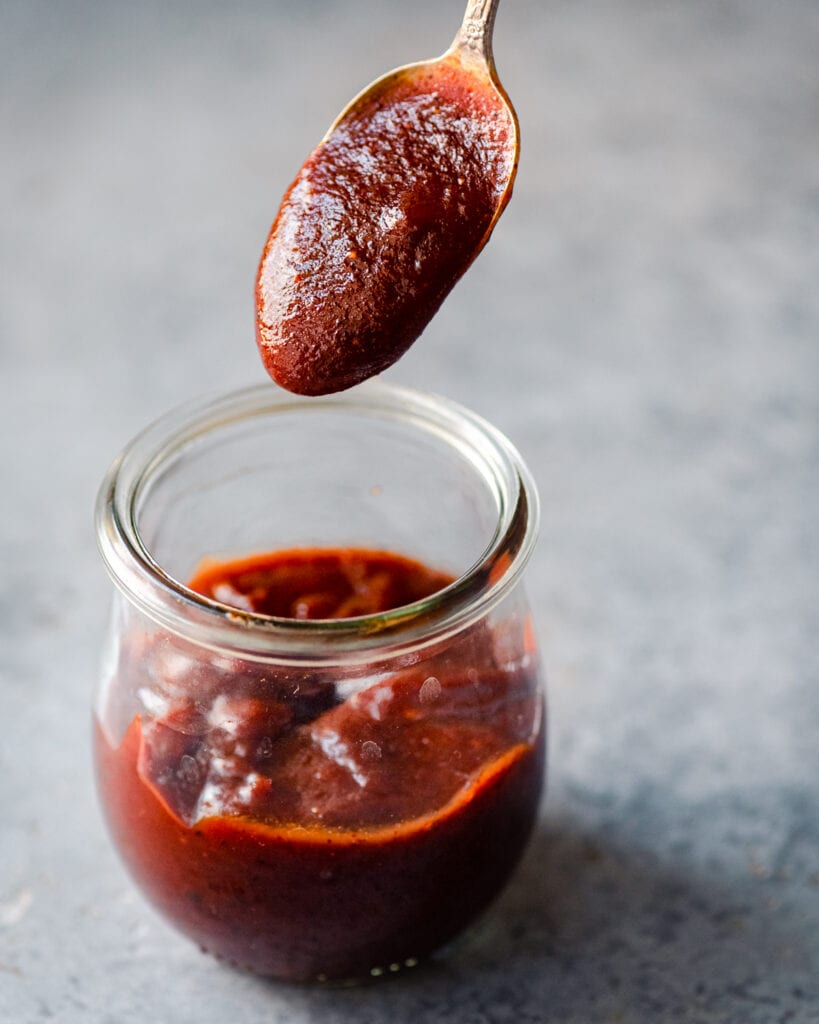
96, 381, 539, 664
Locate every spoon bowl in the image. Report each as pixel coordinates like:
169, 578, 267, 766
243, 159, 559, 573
256, 0, 519, 396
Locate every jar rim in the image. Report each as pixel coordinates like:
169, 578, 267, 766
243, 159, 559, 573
95, 381, 539, 665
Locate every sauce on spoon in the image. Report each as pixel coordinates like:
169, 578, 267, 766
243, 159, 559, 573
255, 0, 518, 395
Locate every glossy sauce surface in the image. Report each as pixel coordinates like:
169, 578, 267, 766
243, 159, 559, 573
96, 548, 543, 981
256, 59, 516, 395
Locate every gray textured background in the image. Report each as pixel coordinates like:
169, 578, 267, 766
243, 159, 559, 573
2, 0, 818, 1021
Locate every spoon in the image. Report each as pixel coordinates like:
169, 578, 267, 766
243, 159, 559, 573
255, 0, 519, 396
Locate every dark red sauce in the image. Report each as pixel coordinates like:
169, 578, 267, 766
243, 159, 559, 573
189, 547, 453, 620
255, 59, 516, 396
95, 548, 543, 982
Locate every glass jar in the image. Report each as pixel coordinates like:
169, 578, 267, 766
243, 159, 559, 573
94, 380, 545, 984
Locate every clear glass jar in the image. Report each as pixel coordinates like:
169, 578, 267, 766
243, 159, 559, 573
94, 380, 545, 984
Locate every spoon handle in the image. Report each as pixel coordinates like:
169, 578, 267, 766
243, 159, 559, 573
451, 0, 501, 66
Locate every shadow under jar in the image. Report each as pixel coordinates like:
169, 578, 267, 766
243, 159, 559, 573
94, 381, 545, 984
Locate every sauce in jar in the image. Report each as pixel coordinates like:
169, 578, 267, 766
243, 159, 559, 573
95, 547, 544, 982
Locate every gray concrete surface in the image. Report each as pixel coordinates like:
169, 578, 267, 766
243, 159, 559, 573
2, 0, 818, 1020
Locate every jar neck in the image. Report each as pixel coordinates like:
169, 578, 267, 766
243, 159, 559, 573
96, 382, 539, 666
